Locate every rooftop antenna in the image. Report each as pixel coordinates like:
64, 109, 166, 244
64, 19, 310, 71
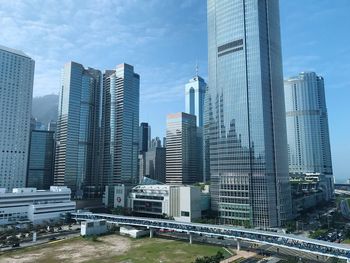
195, 60, 199, 77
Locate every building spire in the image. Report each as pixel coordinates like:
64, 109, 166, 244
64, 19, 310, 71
195, 60, 199, 77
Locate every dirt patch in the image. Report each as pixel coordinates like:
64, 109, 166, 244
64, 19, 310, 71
0, 235, 131, 263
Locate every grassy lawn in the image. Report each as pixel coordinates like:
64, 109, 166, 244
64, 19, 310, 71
342, 239, 350, 244
109, 238, 230, 263
0, 235, 231, 263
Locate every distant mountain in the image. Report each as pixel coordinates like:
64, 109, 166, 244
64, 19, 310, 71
32, 94, 59, 125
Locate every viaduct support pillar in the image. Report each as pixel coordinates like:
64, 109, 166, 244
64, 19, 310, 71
236, 238, 241, 251
189, 232, 193, 244
150, 228, 154, 238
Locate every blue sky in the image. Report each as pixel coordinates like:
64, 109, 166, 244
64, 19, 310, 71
0, 0, 349, 182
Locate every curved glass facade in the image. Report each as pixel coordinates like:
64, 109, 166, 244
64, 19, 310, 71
206, 0, 291, 227
284, 72, 333, 199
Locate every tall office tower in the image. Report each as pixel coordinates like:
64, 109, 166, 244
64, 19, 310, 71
0, 45, 34, 190
27, 130, 55, 190
101, 64, 140, 189
166, 112, 199, 185
139, 122, 151, 153
185, 75, 207, 182
54, 62, 102, 198
284, 72, 334, 200
143, 147, 166, 183
206, 0, 292, 227
185, 75, 207, 127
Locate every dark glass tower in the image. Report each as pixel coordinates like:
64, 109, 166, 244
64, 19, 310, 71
206, 0, 292, 227
27, 130, 55, 190
139, 122, 151, 153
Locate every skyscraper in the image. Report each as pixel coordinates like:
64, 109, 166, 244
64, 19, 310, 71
185, 75, 207, 182
100, 63, 140, 189
54, 62, 102, 198
139, 122, 151, 153
27, 130, 55, 190
284, 72, 334, 200
0, 45, 34, 190
143, 147, 166, 183
206, 0, 292, 227
185, 75, 206, 127
166, 112, 199, 185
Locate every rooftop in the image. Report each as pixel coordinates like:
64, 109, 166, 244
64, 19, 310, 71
0, 44, 32, 59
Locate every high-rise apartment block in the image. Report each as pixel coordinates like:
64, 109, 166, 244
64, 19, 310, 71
166, 112, 199, 185
284, 72, 334, 200
54, 62, 102, 198
0, 45, 34, 190
100, 64, 140, 189
206, 0, 292, 227
27, 130, 55, 190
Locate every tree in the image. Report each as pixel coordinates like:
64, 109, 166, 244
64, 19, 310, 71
193, 251, 224, 263
7, 235, 20, 246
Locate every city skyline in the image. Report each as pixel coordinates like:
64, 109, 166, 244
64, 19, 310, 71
0, 0, 349, 183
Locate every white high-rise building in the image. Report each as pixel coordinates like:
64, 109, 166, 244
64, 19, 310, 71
0, 45, 35, 190
284, 72, 334, 200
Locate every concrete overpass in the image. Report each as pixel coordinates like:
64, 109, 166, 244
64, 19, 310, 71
72, 212, 350, 261
335, 189, 350, 196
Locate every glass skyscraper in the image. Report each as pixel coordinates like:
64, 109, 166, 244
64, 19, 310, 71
206, 0, 292, 227
139, 122, 151, 153
185, 76, 207, 127
54, 62, 102, 198
284, 72, 334, 200
0, 45, 34, 190
100, 64, 140, 188
27, 130, 55, 190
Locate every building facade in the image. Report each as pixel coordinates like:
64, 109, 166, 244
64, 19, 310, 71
54, 62, 102, 198
206, 0, 292, 227
284, 72, 334, 200
0, 186, 75, 225
166, 113, 199, 185
27, 130, 55, 190
143, 147, 166, 183
100, 64, 140, 189
128, 184, 208, 222
0, 45, 35, 190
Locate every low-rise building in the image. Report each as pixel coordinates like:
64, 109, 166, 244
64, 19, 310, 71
103, 184, 130, 208
120, 226, 149, 238
128, 184, 209, 222
0, 186, 75, 225
81, 219, 108, 236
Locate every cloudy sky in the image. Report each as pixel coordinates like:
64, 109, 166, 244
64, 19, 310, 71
0, 0, 349, 182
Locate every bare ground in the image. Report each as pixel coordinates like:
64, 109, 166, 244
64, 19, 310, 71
0, 235, 131, 263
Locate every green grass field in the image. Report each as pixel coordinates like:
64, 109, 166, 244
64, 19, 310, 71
0, 235, 232, 263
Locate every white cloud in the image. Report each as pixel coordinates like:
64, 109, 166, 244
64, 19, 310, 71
0, 0, 174, 96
